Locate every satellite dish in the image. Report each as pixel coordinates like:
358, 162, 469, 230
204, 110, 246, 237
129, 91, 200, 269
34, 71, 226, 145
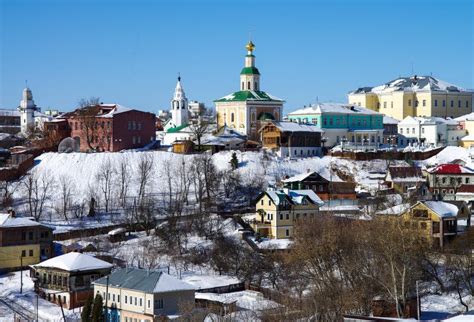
58, 137, 80, 153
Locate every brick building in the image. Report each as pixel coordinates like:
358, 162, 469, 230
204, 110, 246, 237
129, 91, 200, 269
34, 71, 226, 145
45, 104, 156, 152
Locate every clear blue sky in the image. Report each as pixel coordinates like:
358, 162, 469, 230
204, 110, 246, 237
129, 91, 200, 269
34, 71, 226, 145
1, 0, 473, 115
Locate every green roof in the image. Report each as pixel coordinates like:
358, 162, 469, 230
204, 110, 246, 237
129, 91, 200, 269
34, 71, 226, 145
94, 268, 162, 293
240, 67, 260, 75
167, 123, 189, 133
214, 90, 283, 102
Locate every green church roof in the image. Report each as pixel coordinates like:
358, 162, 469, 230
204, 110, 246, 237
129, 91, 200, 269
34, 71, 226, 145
240, 67, 260, 75
214, 90, 283, 102
166, 123, 189, 133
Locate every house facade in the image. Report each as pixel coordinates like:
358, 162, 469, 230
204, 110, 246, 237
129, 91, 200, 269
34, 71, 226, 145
281, 171, 356, 201
426, 164, 474, 199
397, 116, 465, 147
287, 102, 384, 149
45, 104, 156, 152
385, 166, 425, 193
93, 268, 195, 321
0, 212, 54, 271
400, 201, 459, 248
215, 41, 284, 141
260, 121, 322, 158
31, 252, 113, 309
348, 75, 473, 120
251, 189, 324, 239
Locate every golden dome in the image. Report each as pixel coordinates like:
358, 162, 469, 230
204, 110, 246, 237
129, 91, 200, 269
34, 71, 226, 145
245, 40, 255, 53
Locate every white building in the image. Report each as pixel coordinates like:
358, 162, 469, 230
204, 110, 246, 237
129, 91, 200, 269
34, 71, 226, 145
168, 76, 189, 129
397, 116, 465, 147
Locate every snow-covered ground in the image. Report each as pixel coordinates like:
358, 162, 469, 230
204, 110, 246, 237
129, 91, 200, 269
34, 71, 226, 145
0, 271, 80, 321
196, 290, 280, 311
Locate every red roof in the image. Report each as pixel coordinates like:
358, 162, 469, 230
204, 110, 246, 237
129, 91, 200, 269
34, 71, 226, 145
430, 164, 474, 174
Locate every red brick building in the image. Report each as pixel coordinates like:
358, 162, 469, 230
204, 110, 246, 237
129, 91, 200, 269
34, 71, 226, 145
45, 104, 156, 152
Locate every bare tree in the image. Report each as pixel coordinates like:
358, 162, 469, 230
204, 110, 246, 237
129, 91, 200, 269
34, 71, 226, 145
0, 180, 21, 209
117, 158, 130, 208
22, 171, 54, 221
77, 97, 101, 150
96, 158, 116, 213
188, 117, 210, 151
55, 175, 74, 220
136, 154, 154, 203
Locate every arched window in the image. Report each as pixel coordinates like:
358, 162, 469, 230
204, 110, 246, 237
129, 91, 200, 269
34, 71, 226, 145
241, 82, 244, 90
231, 113, 234, 122
247, 81, 251, 90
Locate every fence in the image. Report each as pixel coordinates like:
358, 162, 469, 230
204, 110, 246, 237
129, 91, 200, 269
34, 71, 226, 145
329, 147, 444, 161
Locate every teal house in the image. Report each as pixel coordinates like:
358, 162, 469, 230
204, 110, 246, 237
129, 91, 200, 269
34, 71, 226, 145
287, 103, 385, 148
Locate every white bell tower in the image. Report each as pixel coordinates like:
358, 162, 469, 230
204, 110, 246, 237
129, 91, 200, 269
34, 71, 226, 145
170, 75, 189, 127
18, 86, 38, 135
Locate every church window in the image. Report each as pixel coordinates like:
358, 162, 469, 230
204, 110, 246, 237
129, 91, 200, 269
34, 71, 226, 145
408, 99, 412, 107
241, 82, 244, 90
231, 113, 235, 122
255, 82, 258, 90
423, 100, 426, 107
247, 81, 251, 90
383, 102, 387, 109
391, 101, 393, 108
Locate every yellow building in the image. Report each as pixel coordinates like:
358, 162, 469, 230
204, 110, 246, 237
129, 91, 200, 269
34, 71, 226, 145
215, 41, 284, 142
0, 213, 54, 271
378, 201, 460, 248
93, 268, 195, 321
251, 189, 324, 239
348, 75, 473, 121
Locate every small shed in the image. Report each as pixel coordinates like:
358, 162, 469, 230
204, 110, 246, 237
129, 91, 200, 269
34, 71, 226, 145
108, 227, 127, 242
172, 140, 195, 154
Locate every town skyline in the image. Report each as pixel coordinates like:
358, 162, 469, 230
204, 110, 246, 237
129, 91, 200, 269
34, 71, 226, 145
1, 0, 473, 114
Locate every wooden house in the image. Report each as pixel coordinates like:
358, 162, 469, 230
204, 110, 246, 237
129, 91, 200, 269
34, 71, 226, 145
385, 166, 425, 193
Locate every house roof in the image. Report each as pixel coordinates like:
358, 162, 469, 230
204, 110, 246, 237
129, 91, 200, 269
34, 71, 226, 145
265, 189, 324, 206
281, 170, 343, 183
376, 203, 411, 216
350, 76, 470, 95
455, 112, 474, 122
265, 121, 323, 133
93, 268, 194, 294
214, 90, 283, 102
422, 201, 459, 218
289, 102, 381, 116
383, 115, 400, 125
456, 185, 474, 193
387, 166, 423, 181
32, 252, 113, 272
166, 123, 189, 133
398, 116, 458, 126
428, 164, 474, 174
0, 213, 47, 229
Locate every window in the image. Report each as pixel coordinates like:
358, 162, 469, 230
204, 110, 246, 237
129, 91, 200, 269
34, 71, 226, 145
247, 81, 250, 90
112, 294, 115, 302
148, 299, 151, 308
466, 101, 469, 108
412, 128, 415, 134
156, 299, 163, 309
422, 128, 425, 134
280, 214, 283, 220
420, 222, 427, 230
22, 232, 26, 240
125, 296, 127, 304
285, 229, 290, 237
400, 128, 403, 134
231, 113, 234, 122
268, 200, 271, 206
29, 232, 33, 240
442, 178, 446, 184
128, 121, 132, 130
132, 136, 136, 144
241, 82, 244, 90
255, 82, 258, 90
137, 136, 141, 144
140, 298, 142, 307
21, 250, 26, 257
422, 100, 426, 107
415, 100, 419, 107
286, 214, 289, 220
261, 200, 263, 205
466, 178, 470, 184
434, 100, 438, 107
443, 100, 446, 107
29, 250, 33, 257
134, 297, 137, 305
138, 123, 142, 130
458, 100, 461, 108
408, 99, 412, 107
383, 102, 387, 108
450, 100, 454, 107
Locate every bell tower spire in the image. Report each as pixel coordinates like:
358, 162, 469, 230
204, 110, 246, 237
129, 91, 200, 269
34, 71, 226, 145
170, 74, 189, 127
240, 40, 260, 91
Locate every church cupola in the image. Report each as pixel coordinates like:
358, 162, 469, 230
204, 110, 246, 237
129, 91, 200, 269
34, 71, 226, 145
170, 75, 189, 127
240, 41, 260, 91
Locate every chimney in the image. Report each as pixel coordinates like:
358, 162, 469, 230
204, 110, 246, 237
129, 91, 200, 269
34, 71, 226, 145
307, 169, 311, 173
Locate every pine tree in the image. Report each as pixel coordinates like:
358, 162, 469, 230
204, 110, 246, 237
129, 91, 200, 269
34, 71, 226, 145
81, 295, 93, 322
91, 293, 104, 322
230, 152, 239, 170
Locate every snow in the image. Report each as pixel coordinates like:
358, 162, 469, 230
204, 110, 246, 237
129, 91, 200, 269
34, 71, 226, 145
181, 273, 241, 290
153, 273, 195, 293
289, 102, 381, 116
196, 290, 280, 311
272, 121, 322, 133
249, 236, 293, 249
423, 201, 459, 218
376, 203, 410, 216
419, 146, 471, 167
0, 213, 41, 228
361, 76, 467, 94
0, 271, 80, 321
32, 252, 113, 271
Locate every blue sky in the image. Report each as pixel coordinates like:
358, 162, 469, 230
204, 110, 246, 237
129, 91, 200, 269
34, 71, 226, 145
0, 0, 473, 114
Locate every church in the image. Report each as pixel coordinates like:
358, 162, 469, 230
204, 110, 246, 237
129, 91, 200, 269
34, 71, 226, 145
215, 41, 284, 141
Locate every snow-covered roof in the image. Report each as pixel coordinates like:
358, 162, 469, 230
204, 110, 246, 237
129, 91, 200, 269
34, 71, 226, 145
265, 189, 324, 206
398, 116, 458, 126
99, 104, 133, 118
281, 170, 343, 183
376, 203, 410, 216
93, 268, 194, 293
427, 164, 474, 174
383, 115, 400, 125
269, 121, 323, 133
0, 213, 44, 228
289, 102, 381, 116
460, 135, 474, 141
454, 112, 474, 122
0, 109, 20, 117
423, 201, 459, 218
32, 252, 113, 272
350, 76, 470, 95
201, 124, 247, 145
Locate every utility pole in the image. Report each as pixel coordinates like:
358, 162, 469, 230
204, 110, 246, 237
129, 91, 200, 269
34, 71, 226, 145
416, 280, 421, 320
20, 255, 23, 294
36, 294, 39, 322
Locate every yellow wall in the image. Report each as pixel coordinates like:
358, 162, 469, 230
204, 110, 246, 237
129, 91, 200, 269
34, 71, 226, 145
401, 203, 441, 239
0, 244, 40, 269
